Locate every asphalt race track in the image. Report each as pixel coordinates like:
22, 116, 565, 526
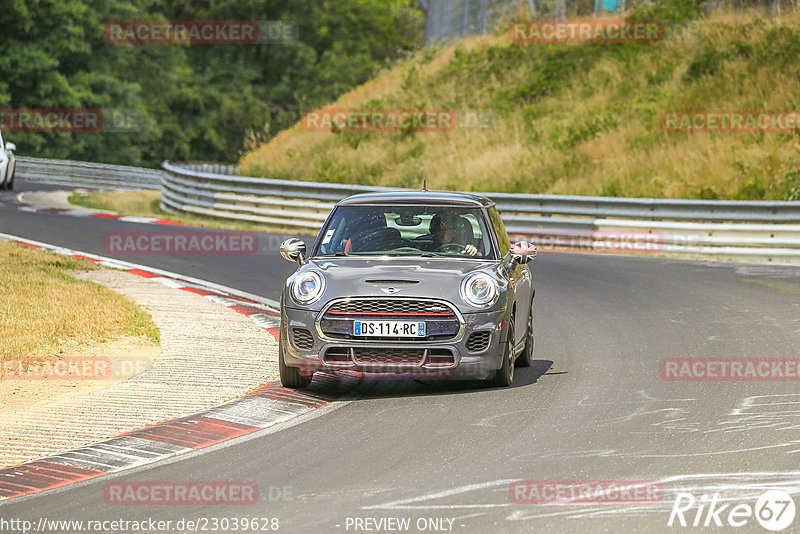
2, 180, 800, 533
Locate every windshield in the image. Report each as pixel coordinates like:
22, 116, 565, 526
314, 205, 495, 259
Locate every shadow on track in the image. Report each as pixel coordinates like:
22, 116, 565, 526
302, 359, 555, 401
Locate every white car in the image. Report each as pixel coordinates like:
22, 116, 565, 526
0, 129, 16, 190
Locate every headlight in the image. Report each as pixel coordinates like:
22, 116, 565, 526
460, 272, 498, 307
291, 271, 325, 304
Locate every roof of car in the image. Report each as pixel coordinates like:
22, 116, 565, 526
336, 191, 495, 207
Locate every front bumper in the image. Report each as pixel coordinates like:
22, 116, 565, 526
281, 305, 506, 380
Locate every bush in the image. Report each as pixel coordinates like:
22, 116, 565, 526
683, 45, 728, 82
628, 0, 704, 24
780, 169, 800, 201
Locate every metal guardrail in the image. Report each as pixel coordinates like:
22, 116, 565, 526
8, 156, 800, 263
161, 161, 800, 263
16, 156, 163, 190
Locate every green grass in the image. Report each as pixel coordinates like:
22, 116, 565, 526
240, 9, 800, 200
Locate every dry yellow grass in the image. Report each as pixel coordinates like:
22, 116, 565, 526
240, 11, 800, 200
0, 240, 159, 364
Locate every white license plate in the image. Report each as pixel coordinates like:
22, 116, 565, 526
353, 320, 426, 337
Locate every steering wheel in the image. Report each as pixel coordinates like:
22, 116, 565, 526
437, 242, 464, 253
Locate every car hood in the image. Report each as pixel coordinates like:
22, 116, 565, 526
287, 256, 504, 311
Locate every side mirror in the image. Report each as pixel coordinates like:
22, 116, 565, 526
280, 238, 307, 264
510, 241, 537, 265
5, 143, 15, 152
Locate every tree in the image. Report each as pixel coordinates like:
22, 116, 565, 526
0, 0, 424, 166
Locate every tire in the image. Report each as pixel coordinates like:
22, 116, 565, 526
487, 317, 515, 387
278, 318, 311, 389
517, 306, 534, 368
2, 157, 13, 191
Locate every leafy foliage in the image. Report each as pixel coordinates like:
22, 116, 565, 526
628, 0, 704, 24
0, 0, 423, 166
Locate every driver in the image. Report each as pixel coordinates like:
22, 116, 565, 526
429, 213, 479, 256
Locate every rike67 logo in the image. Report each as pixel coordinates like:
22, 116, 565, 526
668, 490, 796, 531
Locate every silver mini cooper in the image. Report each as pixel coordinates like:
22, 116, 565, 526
278, 191, 535, 389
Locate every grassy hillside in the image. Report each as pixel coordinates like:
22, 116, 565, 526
240, 10, 800, 200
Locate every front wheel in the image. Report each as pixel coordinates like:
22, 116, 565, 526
517, 307, 534, 368
278, 321, 311, 389
3, 159, 14, 191
487, 317, 514, 387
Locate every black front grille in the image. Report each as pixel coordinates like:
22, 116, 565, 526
321, 347, 457, 369
326, 299, 455, 316
425, 349, 457, 368
353, 347, 424, 365
322, 347, 351, 365
292, 328, 314, 350
466, 331, 491, 353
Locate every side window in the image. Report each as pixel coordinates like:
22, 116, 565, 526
488, 207, 510, 257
